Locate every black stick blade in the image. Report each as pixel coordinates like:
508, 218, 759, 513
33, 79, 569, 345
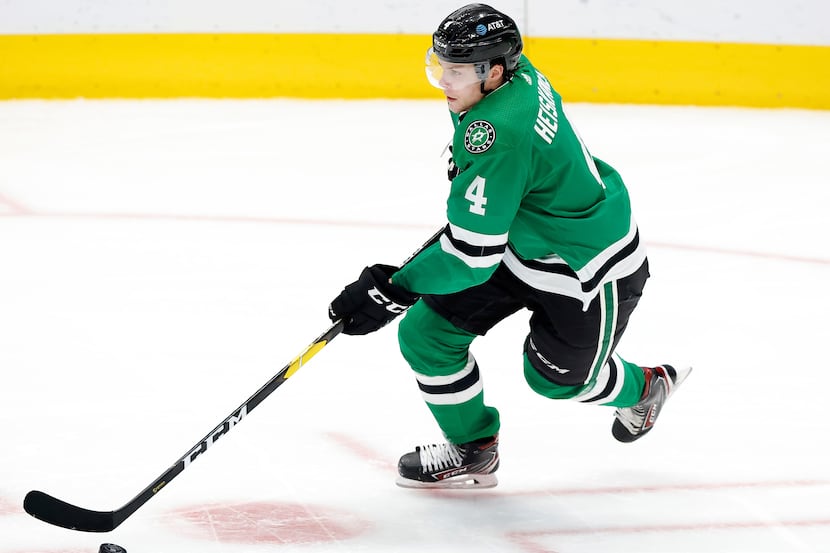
24, 490, 116, 532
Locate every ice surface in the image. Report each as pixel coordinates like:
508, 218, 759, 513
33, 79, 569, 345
0, 99, 828, 552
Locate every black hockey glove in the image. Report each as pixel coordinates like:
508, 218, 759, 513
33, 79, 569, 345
328, 264, 419, 335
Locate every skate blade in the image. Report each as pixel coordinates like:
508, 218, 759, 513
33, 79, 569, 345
669, 366, 693, 395
395, 473, 498, 489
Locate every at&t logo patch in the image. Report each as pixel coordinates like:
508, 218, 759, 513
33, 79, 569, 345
464, 120, 496, 154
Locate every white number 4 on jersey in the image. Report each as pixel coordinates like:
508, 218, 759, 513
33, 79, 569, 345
465, 175, 487, 215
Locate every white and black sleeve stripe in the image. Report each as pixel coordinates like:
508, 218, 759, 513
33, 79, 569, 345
439, 223, 508, 269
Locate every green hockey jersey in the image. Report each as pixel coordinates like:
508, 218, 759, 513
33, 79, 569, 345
393, 55, 646, 309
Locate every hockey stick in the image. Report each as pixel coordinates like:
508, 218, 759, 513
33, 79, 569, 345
23, 321, 344, 532
24, 227, 443, 532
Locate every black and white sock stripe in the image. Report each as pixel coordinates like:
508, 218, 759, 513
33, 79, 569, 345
415, 353, 483, 406
576, 354, 626, 404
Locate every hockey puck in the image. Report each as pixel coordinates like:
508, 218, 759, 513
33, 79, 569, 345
99, 544, 127, 553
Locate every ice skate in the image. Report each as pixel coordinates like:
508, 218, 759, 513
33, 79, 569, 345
612, 364, 691, 443
396, 435, 499, 489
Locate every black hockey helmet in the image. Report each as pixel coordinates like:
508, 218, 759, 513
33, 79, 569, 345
431, 4, 523, 75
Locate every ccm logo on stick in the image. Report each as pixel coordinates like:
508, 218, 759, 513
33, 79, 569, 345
183, 405, 248, 468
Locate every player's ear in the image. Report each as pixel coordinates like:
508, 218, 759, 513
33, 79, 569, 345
489, 64, 504, 81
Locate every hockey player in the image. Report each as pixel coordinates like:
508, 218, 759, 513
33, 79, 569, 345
328, 3, 690, 489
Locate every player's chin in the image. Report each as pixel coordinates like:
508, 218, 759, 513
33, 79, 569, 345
445, 97, 462, 113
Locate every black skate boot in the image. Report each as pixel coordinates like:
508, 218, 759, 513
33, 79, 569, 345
396, 435, 499, 489
612, 364, 691, 443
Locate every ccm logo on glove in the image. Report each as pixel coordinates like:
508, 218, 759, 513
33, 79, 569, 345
368, 287, 410, 314
329, 264, 419, 335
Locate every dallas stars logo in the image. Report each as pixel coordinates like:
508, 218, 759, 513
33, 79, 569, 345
464, 120, 496, 154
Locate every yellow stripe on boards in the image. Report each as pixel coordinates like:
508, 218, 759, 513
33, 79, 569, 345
1, 33, 828, 108
526, 37, 830, 109
0, 33, 435, 99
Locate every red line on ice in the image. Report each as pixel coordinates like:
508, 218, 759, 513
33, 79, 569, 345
0, 211, 827, 266
506, 518, 830, 553
0, 192, 32, 215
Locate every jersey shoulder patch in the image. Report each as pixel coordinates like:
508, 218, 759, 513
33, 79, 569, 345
463, 120, 497, 154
